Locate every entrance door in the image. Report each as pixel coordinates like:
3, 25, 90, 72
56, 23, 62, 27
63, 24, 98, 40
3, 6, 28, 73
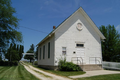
76, 48, 85, 64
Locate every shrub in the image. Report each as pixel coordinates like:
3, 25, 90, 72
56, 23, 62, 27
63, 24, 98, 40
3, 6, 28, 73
12, 61, 18, 66
58, 58, 81, 71
0, 56, 2, 61
34, 61, 38, 65
0, 61, 4, 66
0, 61, 18, 66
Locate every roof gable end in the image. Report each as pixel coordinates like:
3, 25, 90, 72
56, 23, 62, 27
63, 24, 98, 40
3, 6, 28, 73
37, 7, 105, 46
53, 7, 105, 39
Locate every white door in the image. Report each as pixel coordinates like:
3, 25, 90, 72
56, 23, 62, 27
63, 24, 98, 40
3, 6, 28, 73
76, 48, 85, 64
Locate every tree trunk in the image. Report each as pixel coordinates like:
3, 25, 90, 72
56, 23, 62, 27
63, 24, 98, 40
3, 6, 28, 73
30, 59, 32, 63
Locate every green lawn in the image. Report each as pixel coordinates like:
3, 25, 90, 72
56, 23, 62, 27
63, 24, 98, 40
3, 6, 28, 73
24, 62, 85, 77
23, 61, 120, 80
0, 64, 39, 80
46, 70, 85, 77
23, 61, 85, 77
75, 74, 120, 80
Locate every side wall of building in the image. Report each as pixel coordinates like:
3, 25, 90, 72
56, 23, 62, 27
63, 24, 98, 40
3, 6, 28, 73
54, 10, 102, 66
38, 35, 55, 67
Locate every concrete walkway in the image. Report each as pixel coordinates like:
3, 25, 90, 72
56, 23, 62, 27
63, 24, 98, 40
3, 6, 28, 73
69, 70, 120, 79
21, 62, 71, 80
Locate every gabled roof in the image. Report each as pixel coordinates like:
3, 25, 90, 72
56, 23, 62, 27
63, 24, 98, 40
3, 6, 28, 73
37, 7, 105, 46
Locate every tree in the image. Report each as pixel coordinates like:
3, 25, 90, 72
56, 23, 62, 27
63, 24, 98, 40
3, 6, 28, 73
0, 0, 22, 57
0, 56, 2, 61
35, 47, 38, 60
25, 44, 35, 62
30, 44, 34, 52
19, 45, 24, 60
26, 44, 34, 53
99, 25, 120, 61
24, 54, 34, 63
5, 43, 19, 61
0, 53, 2, 61
5, 43, 24, 61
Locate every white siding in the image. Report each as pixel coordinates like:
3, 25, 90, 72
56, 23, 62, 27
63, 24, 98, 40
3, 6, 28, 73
54, 10, 102, 65
38, 35, 55, 66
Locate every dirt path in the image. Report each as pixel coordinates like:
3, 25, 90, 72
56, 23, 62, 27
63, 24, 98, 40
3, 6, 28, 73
23, 65, 52, 80
21, 62, 71, 80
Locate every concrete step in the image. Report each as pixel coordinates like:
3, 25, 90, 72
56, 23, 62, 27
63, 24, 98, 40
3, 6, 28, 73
79, 64, 103, 71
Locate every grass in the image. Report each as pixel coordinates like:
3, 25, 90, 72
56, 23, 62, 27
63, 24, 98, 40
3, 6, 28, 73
36, 67, 85, 77
75, 74, 120, 80
23, 61, 33, 65
45, 70, 85, 77
0, 63, 39, 80
22, 61, 120, 80
23, 61, 85, 77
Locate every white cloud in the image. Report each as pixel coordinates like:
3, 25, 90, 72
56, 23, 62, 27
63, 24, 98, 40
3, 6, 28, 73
103, 7, 113, 13
40, 6, 43, 10
116, 24, 120, 33
44, 0, 52, 5
38, 0, 82, 18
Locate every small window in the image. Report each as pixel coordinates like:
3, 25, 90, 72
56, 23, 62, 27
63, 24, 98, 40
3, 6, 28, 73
76, 44, 84, 47
48, 42, 50, 58
43, 45, 45, 59
40, 48, 41, 60
62, 47, 66, 55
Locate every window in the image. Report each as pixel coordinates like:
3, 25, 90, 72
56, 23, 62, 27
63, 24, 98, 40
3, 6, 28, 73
62, 47, 66, 55
76, 44, 84, 47
43, 45, 45, 59
40, 48, 41, 60
48, 42, 50, 58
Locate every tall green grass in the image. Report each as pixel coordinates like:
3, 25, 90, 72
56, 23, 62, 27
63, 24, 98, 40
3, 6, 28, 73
0, 64, 39, 80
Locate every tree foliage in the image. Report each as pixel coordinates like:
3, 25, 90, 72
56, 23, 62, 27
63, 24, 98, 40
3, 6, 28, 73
5, 43, 24, 61
99, 25, 120, 61
19, 45, 24, 60
26, 44, 34, 53
25, 44, 35, 62
0, 0, 22, 56
24, 55, 34, 63
35, 47, 38, 60
0, 56, 2, 61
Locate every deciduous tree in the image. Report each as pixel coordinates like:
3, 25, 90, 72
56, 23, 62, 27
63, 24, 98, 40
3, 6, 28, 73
5, 43, 24, 61
99, 25, 120, 61
19, 45, 24, 60
25, 44, 35, 62
26, 44, 34, 53
0, 0, 22, 57
35, 47, 38, 60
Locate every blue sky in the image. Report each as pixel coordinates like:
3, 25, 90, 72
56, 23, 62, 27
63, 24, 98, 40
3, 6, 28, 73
11, 0, 120, 52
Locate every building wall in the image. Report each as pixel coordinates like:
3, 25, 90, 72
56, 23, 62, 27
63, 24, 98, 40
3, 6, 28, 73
38, 35, 55, 66
54, 10, 102, 66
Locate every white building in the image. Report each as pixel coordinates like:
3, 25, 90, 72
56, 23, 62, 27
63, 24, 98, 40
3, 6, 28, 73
37, 7, 105, 71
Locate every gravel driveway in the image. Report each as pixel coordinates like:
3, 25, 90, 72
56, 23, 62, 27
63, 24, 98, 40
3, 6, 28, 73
21, 62, 71, 80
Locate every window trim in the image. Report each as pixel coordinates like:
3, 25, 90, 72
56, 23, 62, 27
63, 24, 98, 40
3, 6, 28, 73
75, 41, 85, 48
76, 44, 84, 47
62, 47, 67, 55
